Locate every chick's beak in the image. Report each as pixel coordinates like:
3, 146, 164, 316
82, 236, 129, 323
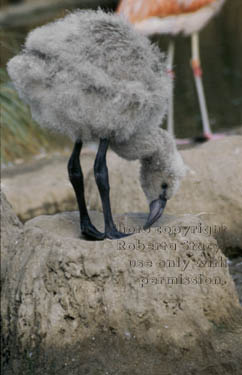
143, 197, 167, 230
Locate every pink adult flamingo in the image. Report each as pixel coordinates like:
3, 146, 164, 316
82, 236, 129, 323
117, 0, 226, 141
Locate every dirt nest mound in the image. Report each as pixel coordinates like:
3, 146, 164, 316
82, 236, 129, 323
2, 192, 242, 375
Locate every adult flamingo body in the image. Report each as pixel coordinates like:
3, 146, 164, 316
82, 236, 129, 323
117, 0, 226, 140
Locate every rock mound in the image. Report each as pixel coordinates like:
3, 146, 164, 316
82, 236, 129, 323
1, 192, 23, 282
2, 195, 242, 374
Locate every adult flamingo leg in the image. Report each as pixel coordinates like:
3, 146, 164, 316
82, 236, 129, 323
191, 32, 212, 139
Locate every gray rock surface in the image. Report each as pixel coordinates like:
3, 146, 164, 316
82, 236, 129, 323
1, 150, 94, 221
229, 257, 242, 305
0, 192, 23, 282
2, 194, 242, 374
169, 136, 242, 256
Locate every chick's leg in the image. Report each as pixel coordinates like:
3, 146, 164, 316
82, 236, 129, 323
94, 138, 130, 239
68, 139, 104, 240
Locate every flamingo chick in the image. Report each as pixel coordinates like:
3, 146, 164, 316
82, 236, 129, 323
117, 0, 226, 141
7, 10, 186, 240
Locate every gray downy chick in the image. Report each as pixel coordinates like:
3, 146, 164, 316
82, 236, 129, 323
7, 9, 187, 240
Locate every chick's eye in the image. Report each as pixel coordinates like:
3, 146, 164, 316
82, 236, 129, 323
161, 183, 168, 189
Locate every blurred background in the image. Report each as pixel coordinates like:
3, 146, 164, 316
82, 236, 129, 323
0, 0, 242, 164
